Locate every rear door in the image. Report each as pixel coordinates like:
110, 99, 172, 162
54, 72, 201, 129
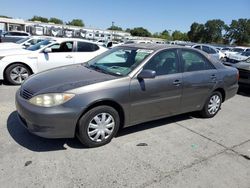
180, 49, 218, 113
129, 49, 182, 124
74, 41, 104, 63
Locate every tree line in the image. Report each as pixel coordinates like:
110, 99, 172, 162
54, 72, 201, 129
1, 15, 249, 45
108, 19, 250, 45
28, 16, 84, 27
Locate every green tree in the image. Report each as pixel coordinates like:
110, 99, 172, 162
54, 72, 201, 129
29, 16, 49, 23
130, 27, 151, 37
107, 25, 123, 31
203, 19, 225, 43
67, 19, 84, 27
160, 30, 171, 40
225, 19, 250, 45
49, 17, 63, 24
0, 15, 12, 18
187, 22, 205, 42
125, 28, 131, 33
172, 30, 188, 41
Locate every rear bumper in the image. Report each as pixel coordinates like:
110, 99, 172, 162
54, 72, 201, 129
225, 84, 239, 101
15, 89, 82, 138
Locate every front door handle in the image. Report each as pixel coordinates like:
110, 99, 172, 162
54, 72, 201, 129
66, 55, 73, 58
210, 74, 217, 82
173, 79, 181, 86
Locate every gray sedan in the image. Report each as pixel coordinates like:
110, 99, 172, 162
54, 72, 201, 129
16, 44, 239, 147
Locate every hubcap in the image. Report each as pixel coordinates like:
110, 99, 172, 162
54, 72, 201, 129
10, 66, 29, 84
208, 95, 221, 115
87, 113, 115, 142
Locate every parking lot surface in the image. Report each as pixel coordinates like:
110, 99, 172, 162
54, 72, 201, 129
0, 84, 250, 188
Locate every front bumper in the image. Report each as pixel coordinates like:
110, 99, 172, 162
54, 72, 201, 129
238, 69, 250, 86
15, 89, 82, 138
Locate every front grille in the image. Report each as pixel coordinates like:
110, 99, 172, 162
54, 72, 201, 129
20, 88, 34, 100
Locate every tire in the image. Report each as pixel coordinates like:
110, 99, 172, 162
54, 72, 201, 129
200, 91, 222, 118
77, 105, 120, 148
5, 63, 31, 85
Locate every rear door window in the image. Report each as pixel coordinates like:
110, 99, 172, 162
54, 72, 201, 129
77, 42, 99, 52
181, 50, 214, 72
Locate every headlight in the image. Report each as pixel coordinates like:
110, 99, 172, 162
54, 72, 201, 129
29, 93, 75, 107
0, 56, 5, 60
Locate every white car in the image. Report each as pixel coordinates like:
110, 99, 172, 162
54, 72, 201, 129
192, 44, 225, 60
0, 36, 51, 50
226, 50, 250, 63
0, 38, 108, 85
223, 47, 248, 58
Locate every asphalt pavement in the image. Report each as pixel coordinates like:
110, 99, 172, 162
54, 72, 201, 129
0, 84, 249, 188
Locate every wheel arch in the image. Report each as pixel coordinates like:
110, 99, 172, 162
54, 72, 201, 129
3, 62, 34, 79
213, 88, 226, 102
75, 99, 125, 135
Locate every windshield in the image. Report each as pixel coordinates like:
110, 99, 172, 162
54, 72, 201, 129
27, 40, 53, 51
16, 37, 30, 44
86, 47, 153, 76
232, 48, 244, 53
241, 51, 250, 56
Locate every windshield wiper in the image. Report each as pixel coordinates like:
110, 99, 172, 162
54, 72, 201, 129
87, 64, 121, 76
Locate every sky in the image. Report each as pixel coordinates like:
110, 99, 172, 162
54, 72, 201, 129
0, 0, 249, 33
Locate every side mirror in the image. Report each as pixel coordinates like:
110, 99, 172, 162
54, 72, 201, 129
23, 42, 31, 47
44, 47, 52, 53
137, 69, 156, 79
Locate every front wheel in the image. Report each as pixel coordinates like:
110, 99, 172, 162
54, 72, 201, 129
200, 91, 222, 118
5, 63, 31, 85
77, 105, 120, 148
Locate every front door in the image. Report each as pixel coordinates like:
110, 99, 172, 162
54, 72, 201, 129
129, 49, 182, 124
37, 41, 75, 72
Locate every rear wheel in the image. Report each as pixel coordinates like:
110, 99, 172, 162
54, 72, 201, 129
77, 105, 120, 147
5, 63, 31, 85
200, 91, 222, 118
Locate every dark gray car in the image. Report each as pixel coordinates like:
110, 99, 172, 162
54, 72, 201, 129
16, 44, 239, 147
224, 57, 250, 87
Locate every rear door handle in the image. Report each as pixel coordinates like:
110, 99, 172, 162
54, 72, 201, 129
66, 55, 73, 58
173, 79, 181, 86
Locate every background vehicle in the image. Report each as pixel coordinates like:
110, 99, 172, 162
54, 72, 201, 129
0, 36, 51, 50
0, 31, 30, 43
0, 38, 107, 84
224, 57, 250, 87
223, 47, 248, 58
225, 50, 250, 63
16, 44, 238, 147
192, 44, 225, 60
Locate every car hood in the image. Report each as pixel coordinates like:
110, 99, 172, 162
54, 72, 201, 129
21, 64, 118, 95
234, 62, 250, 71
0, 42, 20, 49
0, 48, 31, 56
228, 53, 248, 61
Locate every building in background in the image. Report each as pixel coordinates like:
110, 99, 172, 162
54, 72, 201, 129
0, 17, 131, 42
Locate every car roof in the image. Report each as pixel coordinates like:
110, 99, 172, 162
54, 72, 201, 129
53, 37, 101, 45
120, 43, 182, 51
120, 43, 216, 61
